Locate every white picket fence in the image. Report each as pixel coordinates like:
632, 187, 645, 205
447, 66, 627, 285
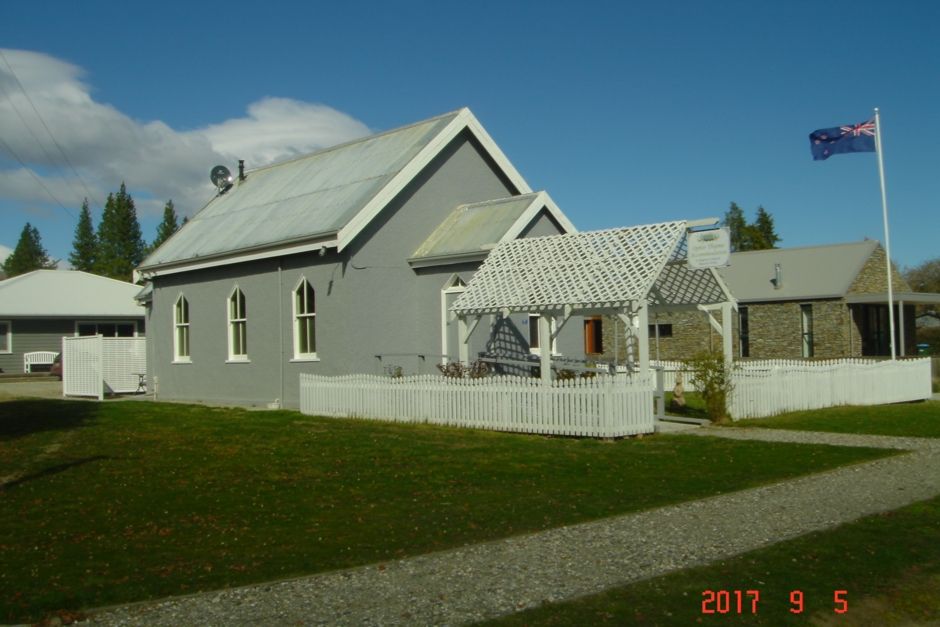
300, 373, 655, 438
62, 336, 147, 400
729, 357, 933, 419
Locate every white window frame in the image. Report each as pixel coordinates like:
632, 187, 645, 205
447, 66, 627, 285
227, 286, 249, 362
440, 274, 467, 364
528, 313, 558, 356
173, 294, 191, 363
292, 278, 318, 361
0, 320, 11, 354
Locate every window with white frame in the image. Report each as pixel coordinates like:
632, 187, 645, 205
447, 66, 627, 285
0, 321, 10, 353
228, 287, 248, 360
174, 295, 190, 362
528, 314, 557, 354
293, 279, 316, 358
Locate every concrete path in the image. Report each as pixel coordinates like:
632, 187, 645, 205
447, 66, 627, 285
85, 428, 940, 626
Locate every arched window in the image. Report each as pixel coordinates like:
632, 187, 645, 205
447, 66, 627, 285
294, 279, 316, 358
228, 287, 248, 360
174, 295, 190, 362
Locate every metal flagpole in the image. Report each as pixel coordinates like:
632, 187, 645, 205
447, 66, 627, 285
873, 107, 897, 359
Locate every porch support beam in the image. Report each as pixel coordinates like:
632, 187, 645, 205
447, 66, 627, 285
898, 300, 905, 356
539, 314, 552, 385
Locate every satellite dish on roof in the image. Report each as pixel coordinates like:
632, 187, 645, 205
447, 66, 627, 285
210, 165, 233, 194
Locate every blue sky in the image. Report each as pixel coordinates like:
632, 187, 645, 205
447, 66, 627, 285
2, 0, 938, 272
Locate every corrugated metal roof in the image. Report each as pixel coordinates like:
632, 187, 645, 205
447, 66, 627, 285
140, 111, 461, 269
716, 240, 878, 301
0, 270, 145, 317
411, 194, 542, 260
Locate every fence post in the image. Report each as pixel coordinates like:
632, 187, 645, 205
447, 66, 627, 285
655, 366, 665, 420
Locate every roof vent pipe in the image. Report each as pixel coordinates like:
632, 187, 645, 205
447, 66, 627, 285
238, 160, 245, 181
773, 263, 783, 289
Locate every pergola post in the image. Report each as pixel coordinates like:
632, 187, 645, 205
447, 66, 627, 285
721, 301, 733, 366
898, 299, 905, 356
539, 314, 552, 385
457, 316, 469, 364
637, 301, 649, 376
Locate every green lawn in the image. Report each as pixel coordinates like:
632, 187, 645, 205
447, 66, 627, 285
0, 398, 894, 623
486, 496, 940, 626
734, 400, 940, 438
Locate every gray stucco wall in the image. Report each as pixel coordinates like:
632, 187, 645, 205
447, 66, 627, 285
147, 133, 585, 408
0, 317, 143, 374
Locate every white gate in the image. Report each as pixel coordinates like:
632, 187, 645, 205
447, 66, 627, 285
62, 336, 147, 400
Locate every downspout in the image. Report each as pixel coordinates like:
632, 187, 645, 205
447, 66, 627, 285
278, 261, 284, 406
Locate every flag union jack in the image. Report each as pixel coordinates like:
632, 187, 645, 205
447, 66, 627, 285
809, 118, 877, 160
840, 121, 876, 137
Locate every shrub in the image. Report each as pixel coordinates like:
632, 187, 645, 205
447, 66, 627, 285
687, 350, 734, 423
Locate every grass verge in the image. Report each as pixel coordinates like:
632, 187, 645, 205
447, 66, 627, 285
1, 399, 895, 623
733, 400, 940, 438
485, 495, 940, 626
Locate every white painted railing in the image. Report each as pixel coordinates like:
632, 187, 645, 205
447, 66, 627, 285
729, 357, 933, 419
300, 373, 655, 438
62, 336, 147, 400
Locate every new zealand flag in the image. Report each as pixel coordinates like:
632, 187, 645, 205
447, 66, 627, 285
809, 120, 876, 160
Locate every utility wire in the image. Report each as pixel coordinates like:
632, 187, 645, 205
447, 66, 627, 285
0, 133, 75, 218
0, 49, 102, 210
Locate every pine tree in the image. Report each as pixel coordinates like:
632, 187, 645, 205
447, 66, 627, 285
151, 199, 180, 251
722, 202, 780, 252
68, 198, 97, 272
752, 206, 781, 250
96, 182, 145, 282
2, 223, 57, 277
722, 202, 749, 252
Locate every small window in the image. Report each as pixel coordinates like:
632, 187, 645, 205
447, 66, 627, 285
584, 317, 604, 354
739, 306, 750, 358
648, 323, 673, 338
0, 321, 10, 353
228, 288, 248, 360
801, 304, 814, 358
174, 295, 190, 362
294, 279, 317, 358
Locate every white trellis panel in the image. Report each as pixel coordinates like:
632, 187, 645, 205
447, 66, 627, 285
63, 336, 104, 400
101, 338, 147, 394
62, 336, 147, 400
452, 221, 689, 315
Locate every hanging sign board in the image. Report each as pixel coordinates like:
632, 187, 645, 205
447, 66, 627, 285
687, 227, 731, 269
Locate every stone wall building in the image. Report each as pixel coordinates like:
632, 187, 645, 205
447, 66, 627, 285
596, 240, 939, 364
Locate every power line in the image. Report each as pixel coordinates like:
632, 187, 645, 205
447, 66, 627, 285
0, 134, 75, 218
0, 49, 102, 210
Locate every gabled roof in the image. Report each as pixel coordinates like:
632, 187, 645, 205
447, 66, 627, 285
716, 240, 878, 302
0, 270, 144, 318
408, 191, 576, 268
138, 108, 533, 278
452, 220, 732, 315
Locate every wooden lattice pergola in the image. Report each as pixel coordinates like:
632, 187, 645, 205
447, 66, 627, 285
451, 219, 737, 383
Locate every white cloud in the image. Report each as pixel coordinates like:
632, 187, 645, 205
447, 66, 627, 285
0, 49, 371, 218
